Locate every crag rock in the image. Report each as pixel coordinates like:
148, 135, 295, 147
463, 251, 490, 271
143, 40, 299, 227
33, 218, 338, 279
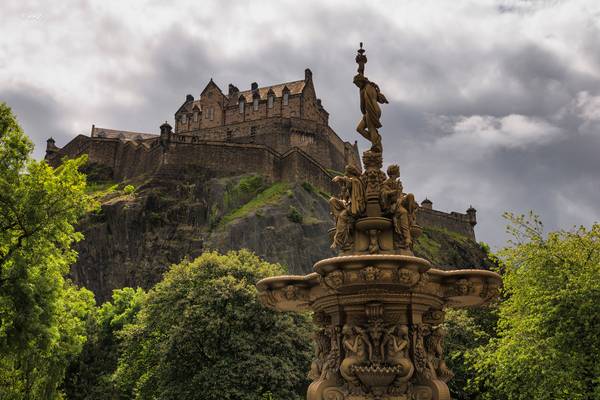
72, 171, 492, 303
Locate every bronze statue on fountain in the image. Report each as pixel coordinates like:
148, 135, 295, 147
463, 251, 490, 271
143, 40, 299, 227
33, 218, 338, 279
256, 43, 502, 400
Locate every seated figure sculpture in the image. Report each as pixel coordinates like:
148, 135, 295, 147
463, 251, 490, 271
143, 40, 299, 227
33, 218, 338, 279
381, 165, 418, 248
329, 165, 365, 249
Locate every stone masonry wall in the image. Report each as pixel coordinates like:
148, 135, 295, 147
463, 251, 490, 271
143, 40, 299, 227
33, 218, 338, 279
416, 207, 476, 240
183, 117, 357, 173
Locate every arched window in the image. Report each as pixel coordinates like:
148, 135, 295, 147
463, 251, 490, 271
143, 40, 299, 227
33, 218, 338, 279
193, 111, 199, 122
253, 98, 259, 111
181, 114, 187, 123
239, 99, 245, 114
209, 107, 214, 120
283, 92, 289, 106
268, 95, 274, 109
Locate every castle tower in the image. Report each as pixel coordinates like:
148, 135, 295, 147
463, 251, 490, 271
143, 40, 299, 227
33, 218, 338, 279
421, 198, 433, 210
45, 137, 58, 158
160, 121, 172, 146
466, 205, 477, 226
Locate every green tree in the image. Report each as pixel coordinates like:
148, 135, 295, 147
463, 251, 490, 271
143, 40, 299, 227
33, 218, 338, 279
113, 250, 314, 400
0, 102, 96, 399
63, 287, 146, 399
469, 213, 600, 400
444, 307, 498, 400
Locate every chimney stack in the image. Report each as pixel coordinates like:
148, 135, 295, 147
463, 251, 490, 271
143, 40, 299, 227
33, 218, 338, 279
228, 84, 239, 95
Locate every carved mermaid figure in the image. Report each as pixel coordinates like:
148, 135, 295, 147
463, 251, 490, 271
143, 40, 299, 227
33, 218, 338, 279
340, 325, 370, 388
382, 324, 415, 390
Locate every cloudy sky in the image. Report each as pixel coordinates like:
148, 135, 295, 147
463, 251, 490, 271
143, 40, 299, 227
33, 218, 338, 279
2, 0, 599, 249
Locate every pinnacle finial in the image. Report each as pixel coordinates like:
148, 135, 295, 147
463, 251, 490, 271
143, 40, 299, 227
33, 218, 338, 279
356, 42, 367, 74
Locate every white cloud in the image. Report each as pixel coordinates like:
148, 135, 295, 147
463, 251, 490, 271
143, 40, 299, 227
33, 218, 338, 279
574, 91, 600, 121
435, 114, 563, 157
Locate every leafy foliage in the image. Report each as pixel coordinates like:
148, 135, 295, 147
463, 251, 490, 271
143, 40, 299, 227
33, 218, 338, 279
123, 184, 135, 195
444, 307, 498, 400
63, 288, 146, 400
0, 102, 97, 399
113, 250, 314, 400
287, 205, 303, 223
468, 213, 600, 400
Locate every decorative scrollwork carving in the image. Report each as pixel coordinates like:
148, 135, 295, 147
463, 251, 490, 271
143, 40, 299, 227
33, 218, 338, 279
322, 387, 346, 400
411, 385, 433, 400
447, 278, 474, 297
361, 266, 380, 281
284, 285, 299, 300
398, 268, 420, 286
324, 270, 344, 290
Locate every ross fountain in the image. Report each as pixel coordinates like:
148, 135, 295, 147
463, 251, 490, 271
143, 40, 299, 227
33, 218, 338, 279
256, 43, 502, 400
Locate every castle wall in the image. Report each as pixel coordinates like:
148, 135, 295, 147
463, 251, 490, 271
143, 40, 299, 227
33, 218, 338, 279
158, 138, 336, 193
416, 208, 476, 240
112, 140, 163, 180
182, 117, 357, 173
279, 149, 336, 194
162, 141, 280, 180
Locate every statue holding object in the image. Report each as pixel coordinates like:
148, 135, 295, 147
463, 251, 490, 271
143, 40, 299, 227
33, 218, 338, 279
354, 42, 388, 153
329, 164, 365, 249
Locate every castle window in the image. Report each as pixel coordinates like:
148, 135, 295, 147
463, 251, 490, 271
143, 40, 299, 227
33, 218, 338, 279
239, 99, 245, 114
194, 112, 199, 122
268, 95, 274, 109
209, 107, 214, 121
181, 114, 187, 124
250, 126, 256, 142
283, 92, 289, 106
253, 98, 259, 111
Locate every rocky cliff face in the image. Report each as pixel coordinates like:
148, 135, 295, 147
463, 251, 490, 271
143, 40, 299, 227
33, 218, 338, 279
72, 169, 492, 302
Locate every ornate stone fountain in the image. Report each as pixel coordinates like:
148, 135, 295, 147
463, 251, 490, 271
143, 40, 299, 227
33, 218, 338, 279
256, 44, 502, 400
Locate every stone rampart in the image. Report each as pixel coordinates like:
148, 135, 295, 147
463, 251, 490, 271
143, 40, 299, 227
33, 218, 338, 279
416, 207, 476, 240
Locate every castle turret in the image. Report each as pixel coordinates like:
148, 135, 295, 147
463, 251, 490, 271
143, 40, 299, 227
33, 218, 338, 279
466, 205, 477, 226
305, 68, 312, 81
45, 137, 59, 159
160, 121, 172, 146
421, 198, 433, 210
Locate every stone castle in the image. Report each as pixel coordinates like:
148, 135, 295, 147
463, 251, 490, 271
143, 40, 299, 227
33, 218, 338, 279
44, 69, 478, 240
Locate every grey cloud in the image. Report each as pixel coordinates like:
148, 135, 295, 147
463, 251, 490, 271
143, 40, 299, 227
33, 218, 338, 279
2, 0, 599, 249
0, 85, 72, 159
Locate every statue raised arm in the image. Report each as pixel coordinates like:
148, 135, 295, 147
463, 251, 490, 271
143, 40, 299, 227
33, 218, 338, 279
354, 43, 388, 153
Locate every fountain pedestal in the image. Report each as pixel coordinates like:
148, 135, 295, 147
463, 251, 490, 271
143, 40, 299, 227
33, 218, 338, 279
258, 251, 500, 400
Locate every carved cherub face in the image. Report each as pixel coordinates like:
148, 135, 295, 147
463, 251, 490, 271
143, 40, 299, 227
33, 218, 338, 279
325, 270, 344, 288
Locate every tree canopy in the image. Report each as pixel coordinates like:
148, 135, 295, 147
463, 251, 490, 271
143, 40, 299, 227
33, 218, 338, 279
468, 213, 600, 400
0, 102, 96, 399
113, 250, 314, 400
